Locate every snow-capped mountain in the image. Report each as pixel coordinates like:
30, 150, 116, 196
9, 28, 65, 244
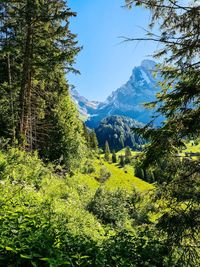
70, 88, 100, 120
71, 59, 162, 127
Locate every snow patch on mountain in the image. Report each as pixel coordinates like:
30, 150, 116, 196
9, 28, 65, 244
71, 59, 162, 128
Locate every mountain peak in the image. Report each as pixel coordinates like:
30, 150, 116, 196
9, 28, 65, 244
141, 59, 156, 70
71, 59, 162, 128
70, 87, 100, 121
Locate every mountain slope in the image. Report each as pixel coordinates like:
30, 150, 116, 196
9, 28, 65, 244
71, 60, 162, 128
86, 60, 161, 128
70, 88, 100, 121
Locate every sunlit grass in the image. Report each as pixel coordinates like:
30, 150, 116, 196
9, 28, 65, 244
102, 161, 153, 192
78, 153, 153, 194
116, 149, 141, 157
179, 141, 200, 160
183, 142, 200, 153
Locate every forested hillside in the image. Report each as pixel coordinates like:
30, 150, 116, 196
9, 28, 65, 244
0, 1, 199, 267
95, 115, 145, 151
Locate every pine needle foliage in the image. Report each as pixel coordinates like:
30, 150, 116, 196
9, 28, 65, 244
125, 1, 200, 265
0, 0, 85, 171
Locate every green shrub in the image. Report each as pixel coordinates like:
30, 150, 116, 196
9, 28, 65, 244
87, 188, 129, 226
0, 149, 104, 266
96, 166, 111, 183
82, 160, 96, 174
99, 227, 169, 267
0, 148, 50, 188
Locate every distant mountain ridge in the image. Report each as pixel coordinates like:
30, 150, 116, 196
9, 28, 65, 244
70, 88, 100, 120
71, 59, 162, 127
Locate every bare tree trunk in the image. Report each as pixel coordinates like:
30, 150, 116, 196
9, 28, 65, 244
7, 53, 15, 141
19, 0, 33, 149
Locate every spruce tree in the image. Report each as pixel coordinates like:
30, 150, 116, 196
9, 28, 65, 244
0, 0, 85, 171
90, 130, 99, 151
104, 141, 110, 162
126, 1, 200, 264
119, 155, 125, 167
125, 146, 132, 164
42, 92, 86, 172
119, 135, 125, 148
112, 151, 117, 163
0, 1, 80, 145
0, 1, 20, 141
83, 123, 90, 147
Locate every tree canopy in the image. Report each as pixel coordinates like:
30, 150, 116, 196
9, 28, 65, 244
126, 1, 200, 265
0, 0, 85, 171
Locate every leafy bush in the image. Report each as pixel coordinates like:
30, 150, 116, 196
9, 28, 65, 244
95, 166, 111, 183
87, 184, 152, 227
82, 160, 96, 174
0, 149, 105, 266
87, 188, 129, 226
0, 148, 51, 188
98, 227, 170, 267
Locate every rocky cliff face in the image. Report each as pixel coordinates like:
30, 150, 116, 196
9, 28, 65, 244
70, 88, 100, 121
71, 60, 162, 127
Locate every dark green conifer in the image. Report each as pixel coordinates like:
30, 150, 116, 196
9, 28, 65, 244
0, 0, 85, 171
104, 141, 110, 161
125, 146, 132, 164
90, 130, 99, 151
126, 1, 200, 264
119, 155, 125, 167
112, 151, 117, 163
83, 123, 90, 146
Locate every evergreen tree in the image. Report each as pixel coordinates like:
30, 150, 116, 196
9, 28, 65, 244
126, 1, 200, 264
90, 130, 99, 151
125, 146, 132, 164
0, 1, 21, 141
104, 141, 110, 162
119, 155, 125, 167
42, 92, 86, 172
0, 1, 85, 170
134, 165, 145, 180
0, 1, 80, 145
83, 123, 90, 147
112, 151, 117, 163
119, 135, 125, 148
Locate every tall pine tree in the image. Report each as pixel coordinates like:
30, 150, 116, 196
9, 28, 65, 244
0, 0, 85, 171
104, 141, 110, 162
112, 151, 117, 163
89, 130, 99, 151
125, 146, 132, 164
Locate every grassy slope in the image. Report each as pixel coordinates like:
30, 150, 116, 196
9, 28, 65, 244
183, 141, 200, 153
116, 149, 140, 157
102, 161, 153, 192
81, 141, 199, 194
179, 141, 200, 160
74, 149, 153, 194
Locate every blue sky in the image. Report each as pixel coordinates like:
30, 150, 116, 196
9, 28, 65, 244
68, 0, 159, 101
